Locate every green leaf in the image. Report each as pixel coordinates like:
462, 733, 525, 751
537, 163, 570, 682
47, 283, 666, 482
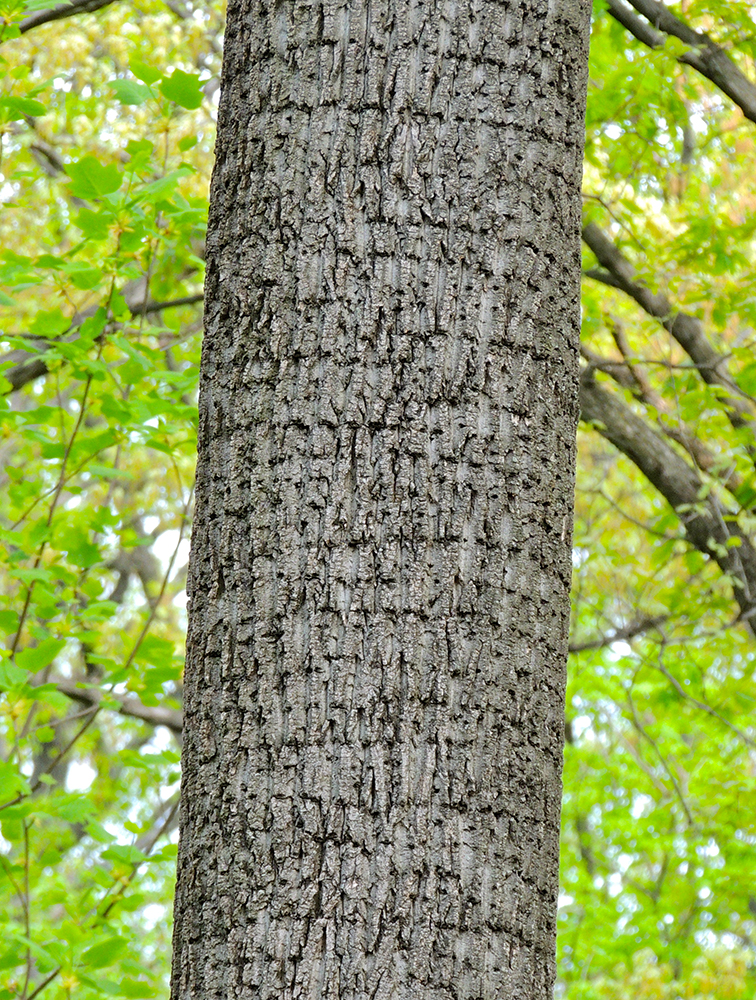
0, 95, 46, 118
101, 844, 147, 866
74, 208, 111, 240
134, 167, 191, 205
67, 264, 102, 290
119, 226, 146, 252
7, 936, 56, 972
60, 527, 101, 567
15, 638, 66, 672
78, 308, 108, 343
159, 69, 203, 110
110, 79, 152, 106
29, 307, 69, 338
66, 155, 122, 199
55, 795, 96, 824
118, 978, 157, 997
18, 0, 61, 10
80, 936, 128, 969
130, 58, 162, 85
0, 946, 23, 971
0, 760, 30, 800
133, 634, 175, 669
81, 975, 156, 998
124, 138, 154, 172
0, 610, 19, 633
735, 481, 756, 510
0, 658, 27, 690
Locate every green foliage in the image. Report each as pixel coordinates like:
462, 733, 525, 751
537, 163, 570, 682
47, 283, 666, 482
0, 0, 754, 998
567, 1, 756, 995
0, 0, 219, 996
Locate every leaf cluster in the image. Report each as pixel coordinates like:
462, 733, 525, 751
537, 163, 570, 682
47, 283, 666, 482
0, 0, 220, 996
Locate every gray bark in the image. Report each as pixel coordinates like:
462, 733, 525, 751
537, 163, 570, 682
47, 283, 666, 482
171, 0, 590, 997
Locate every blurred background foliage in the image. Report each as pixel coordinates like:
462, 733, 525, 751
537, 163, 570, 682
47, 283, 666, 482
0, 0, 753, 997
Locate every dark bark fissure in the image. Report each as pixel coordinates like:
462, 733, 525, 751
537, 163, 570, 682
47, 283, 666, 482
171, 0, 590, 997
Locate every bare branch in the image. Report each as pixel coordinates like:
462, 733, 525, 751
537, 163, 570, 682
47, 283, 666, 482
653, 658, 756, 749
130, 293, 204, 316
583, 267, 624, 291
19, 0, 119, 33
1, 284, 203, 392
626, 692, 695, 826
50, 677, 183, 736
582, 334, 745, 498
605, 0, 663, 48
569, 614, 668, 653
582, 222, 753, 429
580, 344, 638, 391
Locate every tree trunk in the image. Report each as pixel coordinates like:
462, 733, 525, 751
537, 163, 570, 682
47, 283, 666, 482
171, 0, 590, 996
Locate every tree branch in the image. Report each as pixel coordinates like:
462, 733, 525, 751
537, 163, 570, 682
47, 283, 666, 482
652, 658, 756, 749
605, 0, 663, 48
19, 0, 120, 33
130, 293, 204, 316
582, 222, 753, 429
606, 0, 756, 124
581, 339, 745, 498
583, 267, 624, 291
1, 286, 203, 392
569, 614, 668, 653
50, 677, 183, 736
579, 368, 756, 626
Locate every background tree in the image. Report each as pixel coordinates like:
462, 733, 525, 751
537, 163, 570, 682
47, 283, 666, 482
0, 0, 753, 998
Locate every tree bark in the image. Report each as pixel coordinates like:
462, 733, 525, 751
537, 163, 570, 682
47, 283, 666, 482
171, 0, 590, 997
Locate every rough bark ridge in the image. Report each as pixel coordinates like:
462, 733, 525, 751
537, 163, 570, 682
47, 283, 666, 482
171, 0, 590, 997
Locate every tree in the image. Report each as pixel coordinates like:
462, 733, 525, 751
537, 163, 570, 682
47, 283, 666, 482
0, 0, 755, 996
169, 0, 591, 996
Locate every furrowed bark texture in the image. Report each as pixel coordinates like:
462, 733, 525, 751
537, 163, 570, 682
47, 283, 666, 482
171, 0, 590, 997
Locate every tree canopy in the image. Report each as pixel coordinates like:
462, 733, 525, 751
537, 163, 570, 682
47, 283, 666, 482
0, 0, 753, 997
